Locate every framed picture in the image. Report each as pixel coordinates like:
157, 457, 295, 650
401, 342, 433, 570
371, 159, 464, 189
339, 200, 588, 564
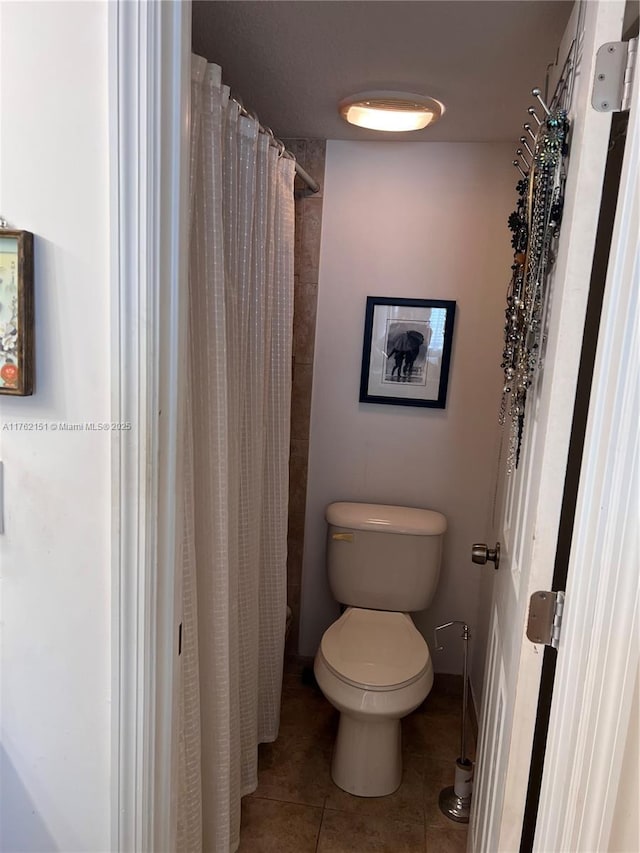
0, 230, 34, 396
359, 296, 456, 409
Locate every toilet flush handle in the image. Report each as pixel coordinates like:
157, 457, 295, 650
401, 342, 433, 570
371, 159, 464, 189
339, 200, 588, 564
332, 532, 354, 542
471, 542, 500, 571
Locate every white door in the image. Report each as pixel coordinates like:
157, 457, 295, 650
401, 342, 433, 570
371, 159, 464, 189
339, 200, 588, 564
469, 2, 627, 851
534, 37, 639, 853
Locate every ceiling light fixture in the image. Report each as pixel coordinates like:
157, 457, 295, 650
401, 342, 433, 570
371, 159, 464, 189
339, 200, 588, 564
339, 91, 445, 132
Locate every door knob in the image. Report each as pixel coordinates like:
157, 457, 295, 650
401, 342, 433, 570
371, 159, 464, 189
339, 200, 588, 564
471, 542, 500, 570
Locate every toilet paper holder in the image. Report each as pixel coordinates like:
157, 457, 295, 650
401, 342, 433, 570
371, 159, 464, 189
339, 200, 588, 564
433, 620, 473, 823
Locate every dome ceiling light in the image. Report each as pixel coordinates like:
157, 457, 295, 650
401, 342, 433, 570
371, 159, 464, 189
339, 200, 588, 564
339, 91, 445, 132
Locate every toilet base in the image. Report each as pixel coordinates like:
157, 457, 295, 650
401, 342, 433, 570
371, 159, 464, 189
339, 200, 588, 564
331, 713, 402, 797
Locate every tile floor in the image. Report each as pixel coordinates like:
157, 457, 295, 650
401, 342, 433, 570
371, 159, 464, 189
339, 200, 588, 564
239, 659, 475, 852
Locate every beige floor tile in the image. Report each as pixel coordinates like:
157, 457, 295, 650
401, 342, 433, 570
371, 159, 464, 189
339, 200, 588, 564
421, 678, 477, 756
418, 684, 463, 718
324, 750, 425, 825
252, 729, 333, 807
318, 809, 426, 852
241, 663, 467, 849
425, 827, 469, 853
238, 797, 322, 852
404, 711, 464, 762
278, 685, 338, 741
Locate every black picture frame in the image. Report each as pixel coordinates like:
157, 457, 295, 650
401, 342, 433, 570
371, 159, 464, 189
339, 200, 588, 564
359, 296, 456, 409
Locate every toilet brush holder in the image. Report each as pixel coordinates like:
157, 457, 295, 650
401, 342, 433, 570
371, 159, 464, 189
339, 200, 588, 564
439, 758, 473, 823
433, 620, 474, 824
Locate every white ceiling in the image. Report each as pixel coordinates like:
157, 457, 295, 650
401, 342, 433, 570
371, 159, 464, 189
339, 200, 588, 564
192, 1, 573, 143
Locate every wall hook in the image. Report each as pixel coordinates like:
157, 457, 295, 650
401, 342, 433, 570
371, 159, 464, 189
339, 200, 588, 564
513, 159, 527, 179
532, 87, 551, 117
528, 107, 543, 126
520, 137, 534, 158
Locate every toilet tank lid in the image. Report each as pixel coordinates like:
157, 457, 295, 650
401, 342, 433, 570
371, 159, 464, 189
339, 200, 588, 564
326, 502, 447, 535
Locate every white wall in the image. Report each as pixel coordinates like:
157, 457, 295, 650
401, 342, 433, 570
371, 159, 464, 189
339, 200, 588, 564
0, 3, 111, 850
299, 140, 514, 693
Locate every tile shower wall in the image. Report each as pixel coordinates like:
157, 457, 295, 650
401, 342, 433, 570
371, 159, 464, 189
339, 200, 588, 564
283, 139, 326, 653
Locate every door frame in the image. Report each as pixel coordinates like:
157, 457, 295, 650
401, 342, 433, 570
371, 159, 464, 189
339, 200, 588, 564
107, 0, 637, 850
109, 1, 191, 850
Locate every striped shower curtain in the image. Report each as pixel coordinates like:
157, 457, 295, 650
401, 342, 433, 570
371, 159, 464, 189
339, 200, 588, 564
177, 55, 295, 853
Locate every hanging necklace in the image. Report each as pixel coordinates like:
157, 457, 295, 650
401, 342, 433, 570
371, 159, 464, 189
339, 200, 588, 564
500, 105, 569, 472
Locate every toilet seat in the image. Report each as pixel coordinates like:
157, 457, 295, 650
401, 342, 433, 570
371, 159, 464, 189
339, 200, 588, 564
319, 607, 430, 691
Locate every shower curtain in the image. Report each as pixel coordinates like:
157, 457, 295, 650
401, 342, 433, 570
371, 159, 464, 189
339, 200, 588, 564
177, 55, 295, 853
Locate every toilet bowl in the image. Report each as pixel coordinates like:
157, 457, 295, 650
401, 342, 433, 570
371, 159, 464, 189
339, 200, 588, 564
315, 502, 446, 797
314, 607, 434, 796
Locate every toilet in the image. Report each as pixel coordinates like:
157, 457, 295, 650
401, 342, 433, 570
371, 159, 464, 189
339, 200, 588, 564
314, 501, 447, 797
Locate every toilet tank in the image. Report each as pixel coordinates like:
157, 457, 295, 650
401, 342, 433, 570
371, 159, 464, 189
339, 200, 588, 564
326, 502, 447, 612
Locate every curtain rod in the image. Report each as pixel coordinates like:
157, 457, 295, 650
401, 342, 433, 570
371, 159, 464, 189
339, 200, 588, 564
231, 96, 320, 194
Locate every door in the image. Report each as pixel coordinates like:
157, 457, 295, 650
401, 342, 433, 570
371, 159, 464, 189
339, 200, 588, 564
469, 2, 627, 851
534, 32, 638, 851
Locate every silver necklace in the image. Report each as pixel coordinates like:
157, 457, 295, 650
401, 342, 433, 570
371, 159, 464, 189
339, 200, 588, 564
500, 108, 569, 473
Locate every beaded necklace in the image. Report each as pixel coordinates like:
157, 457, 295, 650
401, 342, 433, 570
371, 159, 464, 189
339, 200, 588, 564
500, 108, 570, 472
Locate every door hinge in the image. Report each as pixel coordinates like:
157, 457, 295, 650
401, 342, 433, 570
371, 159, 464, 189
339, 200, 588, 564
592, 37, 637, 113
527, 590, 565, 650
